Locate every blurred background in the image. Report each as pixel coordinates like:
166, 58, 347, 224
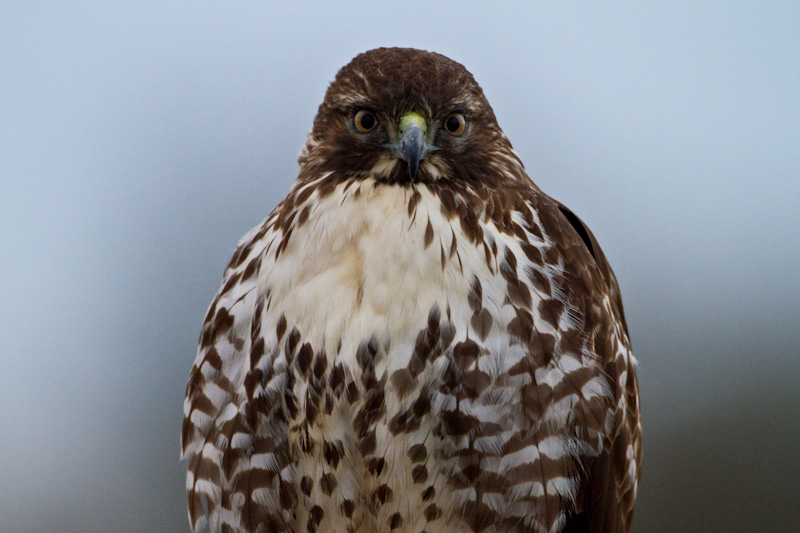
2, 2, 798, 531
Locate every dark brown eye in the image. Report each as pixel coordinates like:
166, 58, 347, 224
444, 113, 466, 136
354, 109, 377, 132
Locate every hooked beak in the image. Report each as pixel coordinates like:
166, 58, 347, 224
395, 112, 433, 180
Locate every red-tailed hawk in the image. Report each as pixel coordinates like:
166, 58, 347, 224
182, 47, 641, 533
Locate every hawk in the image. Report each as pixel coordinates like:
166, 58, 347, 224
182, 47, 641, 533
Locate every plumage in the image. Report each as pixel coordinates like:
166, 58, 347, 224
182, 47, 641, 533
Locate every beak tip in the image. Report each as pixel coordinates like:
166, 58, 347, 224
399, 124, 425, 181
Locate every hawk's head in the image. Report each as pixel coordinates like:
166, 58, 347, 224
298, 48, 523, 187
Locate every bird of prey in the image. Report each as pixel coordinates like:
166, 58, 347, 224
182, 47, 641, 533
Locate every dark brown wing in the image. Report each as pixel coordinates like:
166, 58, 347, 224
537, 198, 642, 533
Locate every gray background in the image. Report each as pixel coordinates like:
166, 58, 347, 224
2, 2, 798, 531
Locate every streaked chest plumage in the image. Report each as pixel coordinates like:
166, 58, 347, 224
183, 47, 641, 533
243, 179, 608, 532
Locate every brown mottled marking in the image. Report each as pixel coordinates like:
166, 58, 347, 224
470, 308, 493, 340
458, 204, 483, 244
388, 410, 409, 436
279, 481, 296, 510
294, 183, 315, 207
424, 503, 442, 521
390, 368, 415, 399
467, 275, 482, 311
183, 47, 640, 533
210, 308, 234, 341
545, 245, 560, 264
424, 217, 434, 248
529, 331, 556, 366
345, 381, 359, 404
312, 351, 327, 379
319, 473, 337, 495
449, 227, 458, 258
375, 484, 393, 504
507, 306, 534, 342
328, 363, 344, 395
528, 266, 552, 295
300, 476, 313, 497
322, 441, 341, 469
367, 456, 386, 475
407, 444, 427, 463
440, 409, 480, 438
275, 314, 287, 341
241, 256, 258, 282
341, 499, 355, 518
460, 368, 492, 399
307, 505, 324, 533
201, 346, 223, 371
408, 188, 421, 216
296, 342, 313, 376
388, 513, 403, 530
411, 392, 431, 419
412, 464, 429, 484
220, 271, 243, 295
286, 326, 301, 359
520, 241, 543, 263
296, 204, 312, 227
453, 339, 479, 370
358, 429, 377, 455
538, 298, 565, 329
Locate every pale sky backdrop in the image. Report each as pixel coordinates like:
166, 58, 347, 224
2, 2, 799, 531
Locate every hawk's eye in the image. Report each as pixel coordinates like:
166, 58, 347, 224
354, 110, 377, 132
444, 113, 466, 136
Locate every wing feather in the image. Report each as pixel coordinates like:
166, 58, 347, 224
537, 196, 641, 532
182, 215, 287, 532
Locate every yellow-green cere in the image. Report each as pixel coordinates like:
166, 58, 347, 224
398, 112, 428, 135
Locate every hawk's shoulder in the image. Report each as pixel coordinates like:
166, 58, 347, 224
531, 189, 641, 531
478, 182, 641, 530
